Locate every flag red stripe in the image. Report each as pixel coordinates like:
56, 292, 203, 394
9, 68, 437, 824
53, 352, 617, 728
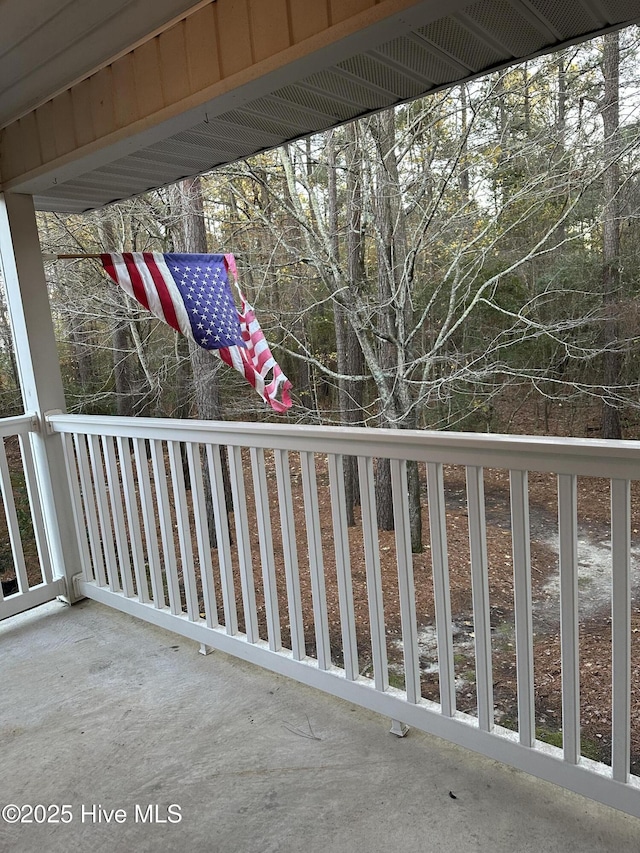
119, 253, 151, 311
141, 252, 181, 332
218, 348, 234, 368
239, 351, 253, 383
244, 328, 272, 372
252, 344, 272, 373
100, 254, 120, 291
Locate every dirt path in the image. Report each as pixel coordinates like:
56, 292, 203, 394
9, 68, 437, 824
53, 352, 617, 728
389, 473, 640, 771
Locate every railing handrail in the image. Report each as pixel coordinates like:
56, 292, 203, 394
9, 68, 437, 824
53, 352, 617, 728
47, 412, 640, 479
0, 412, 38, 438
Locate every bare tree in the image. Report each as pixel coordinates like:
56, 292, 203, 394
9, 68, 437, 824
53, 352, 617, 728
601, 32, 623, 439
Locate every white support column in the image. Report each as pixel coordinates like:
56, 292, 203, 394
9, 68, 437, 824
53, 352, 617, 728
0, 192, 82, 602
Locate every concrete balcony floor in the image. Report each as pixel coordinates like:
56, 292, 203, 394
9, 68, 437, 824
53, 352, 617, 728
1, 599, 639, 853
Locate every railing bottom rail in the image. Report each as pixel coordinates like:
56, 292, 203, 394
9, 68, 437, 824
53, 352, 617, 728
0, 579, 65, 621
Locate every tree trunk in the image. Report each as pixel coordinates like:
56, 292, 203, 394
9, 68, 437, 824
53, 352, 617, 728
176, 177, 224, 423
98, 214, 136, 415
172, 176, 232, 542
328, 128, 364, 524
373, 111, 397, 531
601, 33, 622, 440
0, 286, 20, 394
459, 85, 470, 202
173, 333, 193, 419
371, 109, 422, 549
68, 322, 94, 391
112, 322, 134, 416
555, 54, 567, 247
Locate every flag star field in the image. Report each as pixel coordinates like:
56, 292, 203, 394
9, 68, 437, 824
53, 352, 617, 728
169, 256, 245, 349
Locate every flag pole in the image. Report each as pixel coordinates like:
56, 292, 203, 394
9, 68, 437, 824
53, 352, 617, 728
42, 253, 103, 261
42, 253, 239, 260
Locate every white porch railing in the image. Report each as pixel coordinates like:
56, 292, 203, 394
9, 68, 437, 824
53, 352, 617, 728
47, 412, 640, 817
0, 414, 63, 619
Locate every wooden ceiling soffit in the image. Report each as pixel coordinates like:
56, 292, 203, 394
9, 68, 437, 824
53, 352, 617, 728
0, 0, 463, 194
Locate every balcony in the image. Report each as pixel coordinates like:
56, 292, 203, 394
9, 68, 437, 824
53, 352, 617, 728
2, 411, 640, 837
2, 597, 639, 852
4, 2, 640, 845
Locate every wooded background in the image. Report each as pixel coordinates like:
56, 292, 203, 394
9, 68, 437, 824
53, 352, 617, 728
2, 32, 640, 449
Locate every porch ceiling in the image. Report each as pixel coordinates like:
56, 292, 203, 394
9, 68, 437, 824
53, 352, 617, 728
1, 0, 639, 214
0, 0, 206, 129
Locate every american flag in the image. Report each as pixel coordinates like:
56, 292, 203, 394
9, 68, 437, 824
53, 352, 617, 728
100, 252, 292, 412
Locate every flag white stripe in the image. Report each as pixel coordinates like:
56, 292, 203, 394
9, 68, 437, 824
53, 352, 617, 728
228, 346, 247, 376
133, 254, 167, 321
258, 356, 277, 375
151, 253, 192, 337
251, 338, 269, 357
110, 256, 136, 301
113, 253, 166, 321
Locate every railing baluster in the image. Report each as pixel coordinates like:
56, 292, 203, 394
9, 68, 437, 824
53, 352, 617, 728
466, 465, 493, 732
510, 469, 535, 747
391, 458, 420, 703
88, 434, 120, 592
558, 473, 580, 765
427, 462, 455, 716
150, 439, 181, 615
168, 441, 199, 622
205, 444, 237, 635
132, 438, 165, 608
187, 443, 218, 628
274, 449, 305, 660
0, 437, 29, 593
21, 434, 55, 585
102, 435, 134, 597
611, 478, 631, 783
116, 436, 149, 603
251, 447, 282, 651
227, 445, 258, 643
57, 433, 88, 583
74, 433, 107, 587
301, 451, 331, 670
358, 457, 388, 692
328, 453, 358, 680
